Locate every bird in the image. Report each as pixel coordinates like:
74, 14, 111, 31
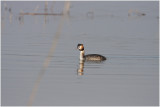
77, 44, 106, 61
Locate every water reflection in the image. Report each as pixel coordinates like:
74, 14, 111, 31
1, 1, 71, 27
128, 9, 146, 19
50, 1, 55, 13
86, 11, 94, 19
77, 60, 105, 76
77, 60, 84, 76
8, 7, 13, 23
44, 1, 48, 24
19, 10, 24, 25
17, 1, 70, 25
27, 1, 71, 106
4, 3, 8, 11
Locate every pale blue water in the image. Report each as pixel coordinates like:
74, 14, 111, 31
1, 1, 159, 106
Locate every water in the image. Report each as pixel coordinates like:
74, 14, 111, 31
1, 1, 159, 106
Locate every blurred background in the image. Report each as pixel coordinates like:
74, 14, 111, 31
1, 1, 159, 106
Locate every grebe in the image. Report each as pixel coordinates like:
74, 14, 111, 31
77, 44, 106, 61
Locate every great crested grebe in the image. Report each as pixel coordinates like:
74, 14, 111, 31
77, 44, 106, 61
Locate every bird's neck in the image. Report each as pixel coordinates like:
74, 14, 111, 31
80, 50, 85, 60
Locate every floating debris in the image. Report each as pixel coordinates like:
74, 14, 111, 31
128, 9, 146, 17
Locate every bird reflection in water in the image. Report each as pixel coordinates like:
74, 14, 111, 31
77, 60, 85, 76
77, 60, 106, 76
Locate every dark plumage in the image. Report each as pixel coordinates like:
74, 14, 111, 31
85, 54, 106, 61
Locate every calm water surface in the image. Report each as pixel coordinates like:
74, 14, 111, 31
1, 1, 159, 106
